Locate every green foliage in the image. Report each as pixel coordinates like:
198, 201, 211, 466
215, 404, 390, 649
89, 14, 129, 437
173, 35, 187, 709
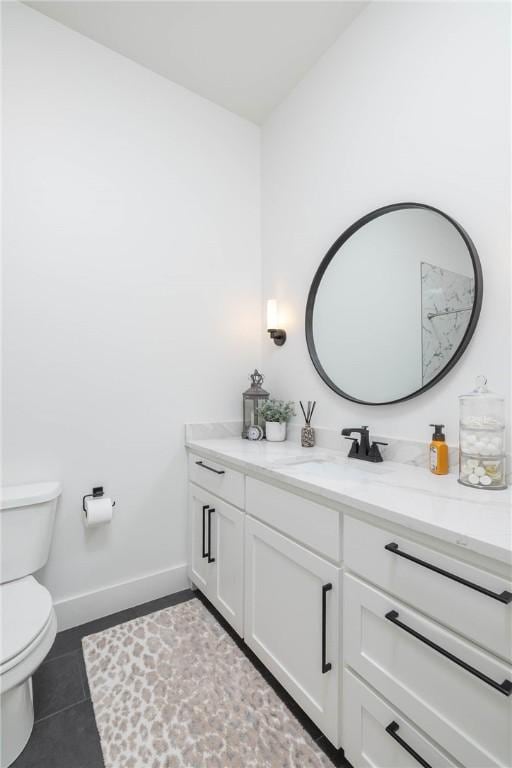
258, 399, 296, 423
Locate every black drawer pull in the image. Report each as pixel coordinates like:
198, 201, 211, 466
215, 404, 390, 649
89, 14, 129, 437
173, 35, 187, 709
385, 542, 512, 604
322, 583, 332, 673
385, 610, 512, 696
201, 505, 209, 559
385, 721, 432, 768
195, 460, 225, 475
207, 508, 215, 563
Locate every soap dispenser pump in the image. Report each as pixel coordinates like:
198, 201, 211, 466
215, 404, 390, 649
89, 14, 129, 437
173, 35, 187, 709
429, 424, 448, 475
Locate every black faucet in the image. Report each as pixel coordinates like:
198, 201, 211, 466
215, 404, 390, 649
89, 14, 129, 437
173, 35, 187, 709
341, 426, 388, 463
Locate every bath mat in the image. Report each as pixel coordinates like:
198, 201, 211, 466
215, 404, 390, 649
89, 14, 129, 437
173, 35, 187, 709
82, 597, 333, 768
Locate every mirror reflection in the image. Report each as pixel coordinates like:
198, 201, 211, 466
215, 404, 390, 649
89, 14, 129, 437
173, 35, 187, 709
306, 205, 482, 404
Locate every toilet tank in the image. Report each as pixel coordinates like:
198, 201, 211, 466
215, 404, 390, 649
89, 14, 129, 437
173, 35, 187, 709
0, 481, 61, 583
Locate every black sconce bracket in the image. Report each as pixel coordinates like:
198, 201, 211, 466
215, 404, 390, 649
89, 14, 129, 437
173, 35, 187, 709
268, 329, 287, 346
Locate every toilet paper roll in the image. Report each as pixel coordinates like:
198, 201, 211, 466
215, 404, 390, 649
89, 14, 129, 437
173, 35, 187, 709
84, 496, 113, 527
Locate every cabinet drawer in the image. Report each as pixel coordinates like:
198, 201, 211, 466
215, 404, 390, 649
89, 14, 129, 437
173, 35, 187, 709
344, 573, 512, 768
246, 477, 341, 561
188, 453, 244, 509
343, 668, 459, 768
344, 515, 512, 660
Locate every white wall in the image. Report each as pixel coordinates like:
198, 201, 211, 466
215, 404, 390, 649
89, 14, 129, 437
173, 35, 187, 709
3, 1, 510, 628
2, 2, 261, 627
261, 1, 510, 446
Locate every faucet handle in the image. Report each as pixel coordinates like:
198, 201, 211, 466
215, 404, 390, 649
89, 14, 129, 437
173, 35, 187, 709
368, 440, 387, 462
344, 436, 359, 457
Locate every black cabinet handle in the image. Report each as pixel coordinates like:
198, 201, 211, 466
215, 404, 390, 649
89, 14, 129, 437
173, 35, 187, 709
385, 610, 512, 696
384, 542, 512, 604
322, 583, 332, 673
195, 460, 225, 475
201, 505, 209, 559
207, 508, 216, 563
385, 721, 432, 768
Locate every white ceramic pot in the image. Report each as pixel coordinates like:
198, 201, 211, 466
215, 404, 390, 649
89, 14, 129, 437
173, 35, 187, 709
265, 421, 287, 442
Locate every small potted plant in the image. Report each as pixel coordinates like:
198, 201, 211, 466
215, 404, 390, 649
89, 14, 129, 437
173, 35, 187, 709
259, 399, 296, 442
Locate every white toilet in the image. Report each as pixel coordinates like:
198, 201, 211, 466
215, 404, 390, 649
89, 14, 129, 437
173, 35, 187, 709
0, 481, 61, 768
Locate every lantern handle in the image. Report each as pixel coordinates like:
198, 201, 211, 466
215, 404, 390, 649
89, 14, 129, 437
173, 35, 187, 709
250, 369, 264, 386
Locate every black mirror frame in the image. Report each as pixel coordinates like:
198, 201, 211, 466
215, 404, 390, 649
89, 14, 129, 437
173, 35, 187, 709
305, 202, 483, 406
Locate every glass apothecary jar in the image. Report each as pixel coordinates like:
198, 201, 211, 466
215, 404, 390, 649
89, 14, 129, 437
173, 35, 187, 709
459, 376, 507, 490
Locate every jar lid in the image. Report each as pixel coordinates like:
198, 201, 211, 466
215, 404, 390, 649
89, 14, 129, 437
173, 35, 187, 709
459, 375, 504, 401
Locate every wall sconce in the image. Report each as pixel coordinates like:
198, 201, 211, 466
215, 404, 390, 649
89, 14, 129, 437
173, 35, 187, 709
266, 299, 286, 346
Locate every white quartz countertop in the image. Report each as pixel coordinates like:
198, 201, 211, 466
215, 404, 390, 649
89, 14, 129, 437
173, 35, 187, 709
186, 436, 512, 566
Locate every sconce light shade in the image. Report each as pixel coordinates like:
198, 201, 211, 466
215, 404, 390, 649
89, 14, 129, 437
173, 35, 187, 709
267, 299, 278, 330
266, 299, 286, 346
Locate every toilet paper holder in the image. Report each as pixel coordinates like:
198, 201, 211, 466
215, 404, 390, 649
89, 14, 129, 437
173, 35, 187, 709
82, 486, 116, 512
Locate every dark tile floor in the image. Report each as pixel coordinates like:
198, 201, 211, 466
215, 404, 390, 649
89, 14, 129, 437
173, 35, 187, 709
13, 589, 350, 768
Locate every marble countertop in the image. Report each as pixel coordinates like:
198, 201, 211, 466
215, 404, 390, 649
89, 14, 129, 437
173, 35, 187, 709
185, 435, 512, 566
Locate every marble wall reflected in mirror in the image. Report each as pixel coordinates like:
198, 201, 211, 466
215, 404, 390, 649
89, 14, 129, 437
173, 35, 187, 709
306, 204, 482, 405
420, 261, 475, 385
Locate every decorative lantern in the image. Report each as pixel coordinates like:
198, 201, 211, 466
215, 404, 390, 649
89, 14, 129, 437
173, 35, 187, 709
242, 370, 269, 438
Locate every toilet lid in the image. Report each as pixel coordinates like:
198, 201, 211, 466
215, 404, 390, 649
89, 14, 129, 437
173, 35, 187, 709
1, 576, 53, 665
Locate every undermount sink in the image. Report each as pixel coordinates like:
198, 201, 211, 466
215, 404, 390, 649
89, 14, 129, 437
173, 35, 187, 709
279, 458, 394, 481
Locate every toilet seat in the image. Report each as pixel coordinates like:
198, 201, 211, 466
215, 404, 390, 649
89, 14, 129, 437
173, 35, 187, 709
1, 576, 53, 672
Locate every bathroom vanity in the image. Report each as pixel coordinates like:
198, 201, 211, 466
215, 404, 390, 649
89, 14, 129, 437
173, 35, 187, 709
186, 431, 511, 768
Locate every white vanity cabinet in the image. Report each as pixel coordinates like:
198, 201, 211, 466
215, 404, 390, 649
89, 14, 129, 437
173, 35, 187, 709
187, 443, 512, 768
189, 483, 210, 593
189, 452, 245, 509
244, 515, 341, 746
343, 515, 512, 768
344, 572, 512, 767
188, 482, 244, 635
343, 669, 461, 768
188, 460, 343, 747
344, 515, 512, 660
245, 476, 341, 561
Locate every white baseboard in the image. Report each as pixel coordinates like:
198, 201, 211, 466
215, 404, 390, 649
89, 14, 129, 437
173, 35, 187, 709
53, 563, 189, 630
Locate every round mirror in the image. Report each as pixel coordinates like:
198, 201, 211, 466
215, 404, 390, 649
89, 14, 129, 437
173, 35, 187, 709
305, 203, 483, 405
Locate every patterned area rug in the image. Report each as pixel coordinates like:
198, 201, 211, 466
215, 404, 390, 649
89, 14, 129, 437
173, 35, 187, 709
82, 598, 333, 768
